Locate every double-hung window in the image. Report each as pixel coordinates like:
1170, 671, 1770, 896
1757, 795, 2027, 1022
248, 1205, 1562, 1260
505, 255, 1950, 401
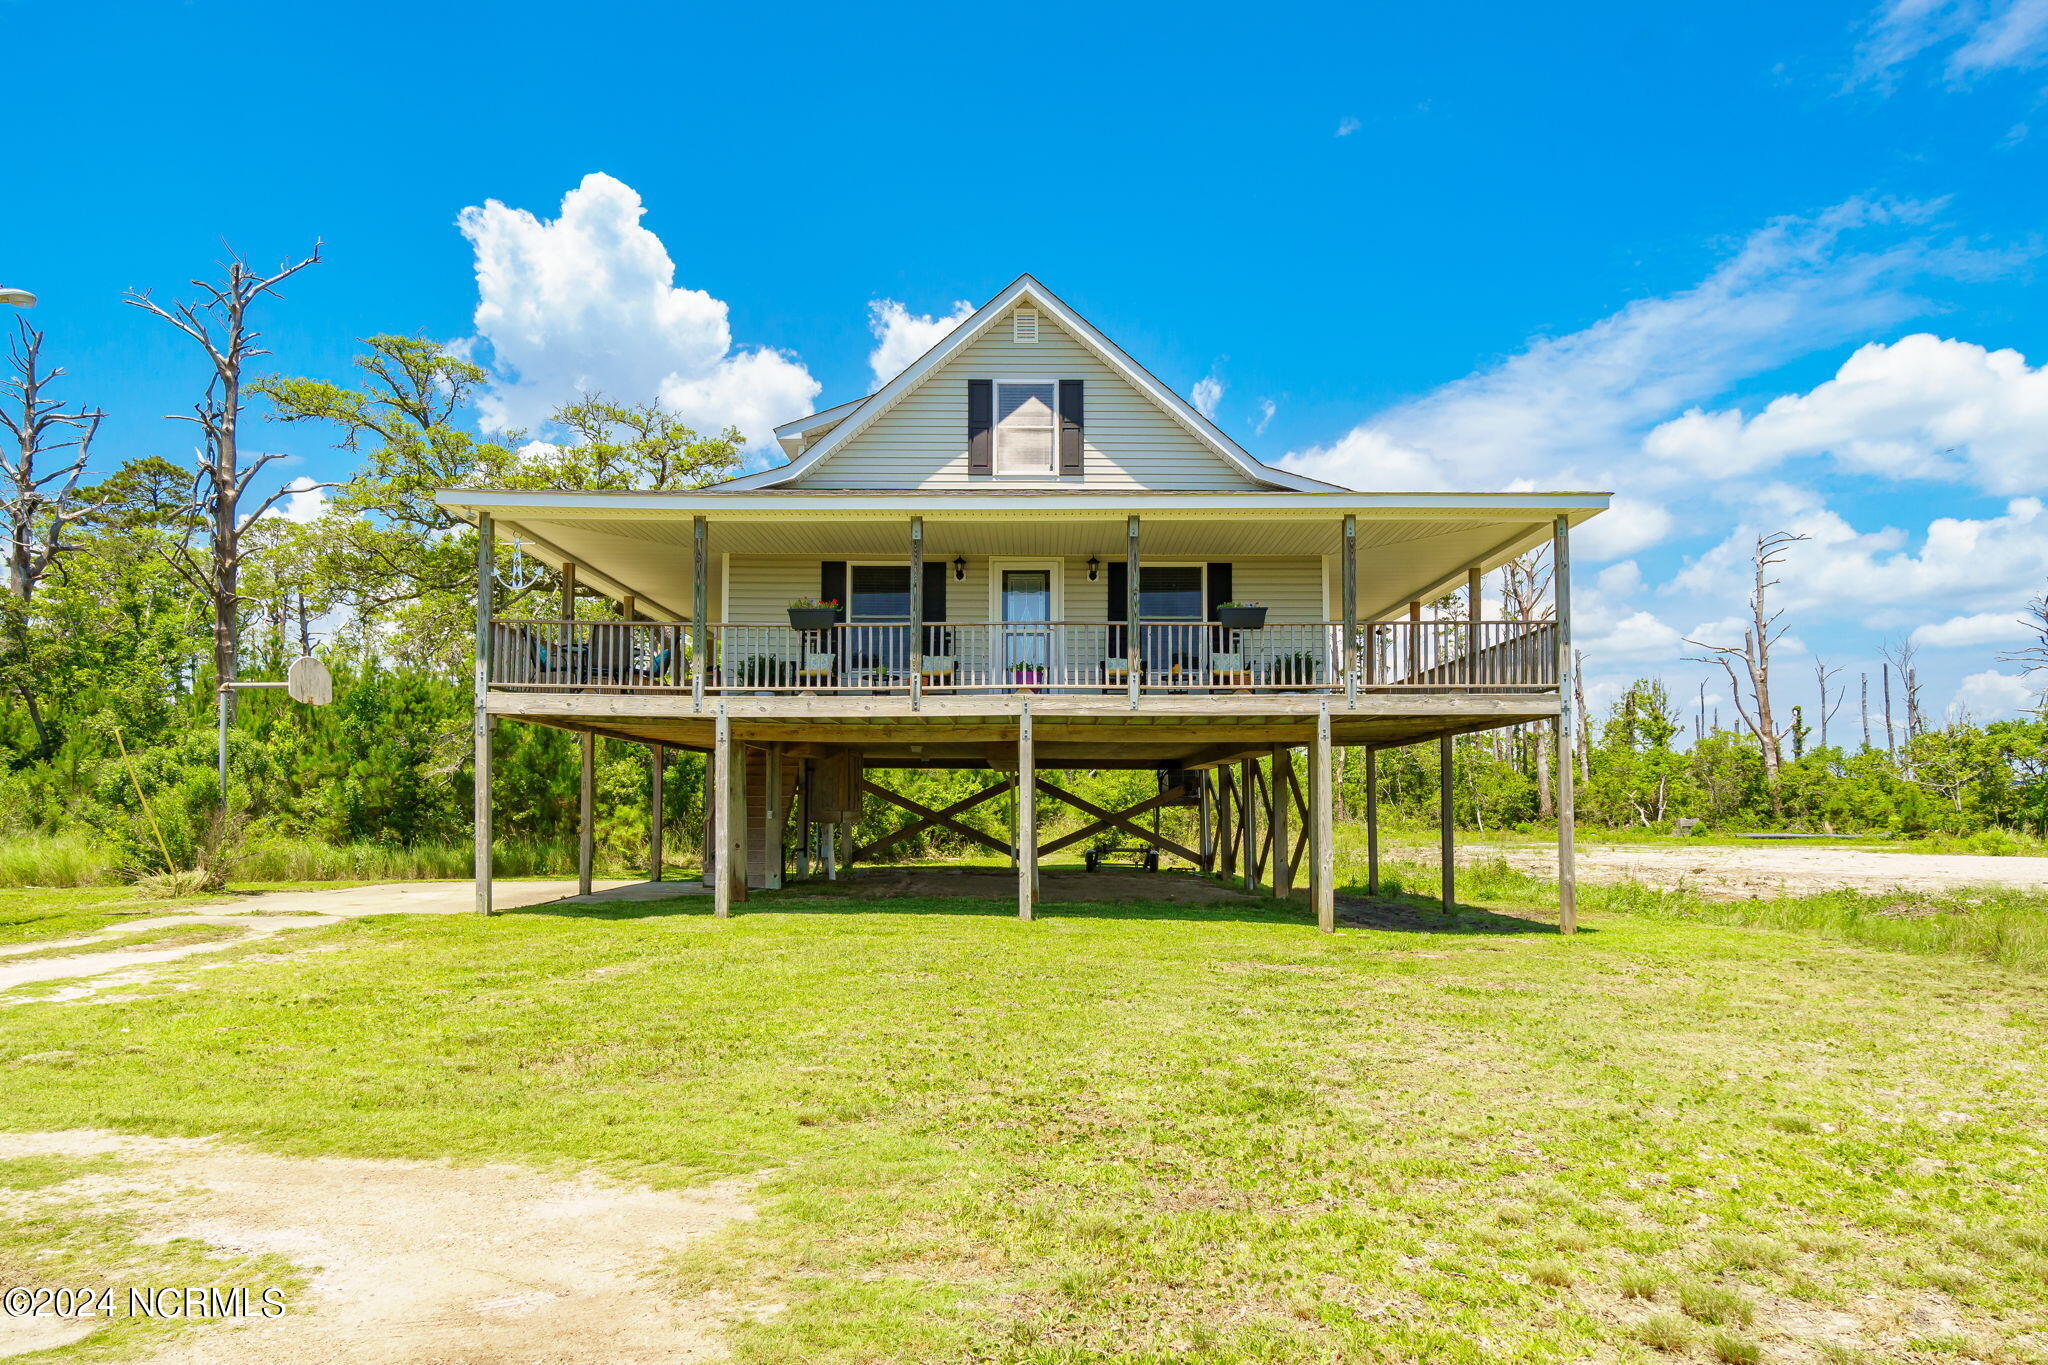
994, 382, 1056, 475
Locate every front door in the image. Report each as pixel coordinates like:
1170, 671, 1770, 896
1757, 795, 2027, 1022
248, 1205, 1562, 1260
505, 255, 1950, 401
1001, 569, 1052, 675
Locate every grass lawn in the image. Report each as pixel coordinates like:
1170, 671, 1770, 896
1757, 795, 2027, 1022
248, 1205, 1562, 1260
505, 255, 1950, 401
2, 870, 2047, 1362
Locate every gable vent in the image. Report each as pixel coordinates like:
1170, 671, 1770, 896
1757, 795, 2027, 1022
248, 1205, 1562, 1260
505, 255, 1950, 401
1012, 309, 1038, 344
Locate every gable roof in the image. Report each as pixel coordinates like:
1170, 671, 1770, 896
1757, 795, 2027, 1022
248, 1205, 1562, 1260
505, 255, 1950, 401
712, 274, 1343, 492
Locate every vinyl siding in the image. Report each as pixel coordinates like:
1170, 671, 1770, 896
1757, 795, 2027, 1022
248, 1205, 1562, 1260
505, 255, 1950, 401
791, 308, 1264, 491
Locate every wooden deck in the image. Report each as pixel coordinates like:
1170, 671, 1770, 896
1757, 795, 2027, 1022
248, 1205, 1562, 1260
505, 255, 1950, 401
487, 688, 1558, 766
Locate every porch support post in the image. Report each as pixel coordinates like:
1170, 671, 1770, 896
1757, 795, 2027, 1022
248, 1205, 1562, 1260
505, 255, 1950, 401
577, 733, 594, 896
561, 559, 577, 620
1554, 515, 1578, 935
1197, 773, 1215, 874
692, 515, 708, 710
1439, 735, 1455, 913
1467, 565, 1484, 684
1017, 704, 1036, 921
1239, 756, 1257, 892
648, 744, 665, 882
713, 707, 735, 917
1269, 745, 1291, 900
764, 742, 784, 889
909, 516, 924, 712
1365, 745, 1380, 896
1342, 514, 1357, 708
1125, 516, 1141, 708
473, 512, 494, 917
1312, 703, 1334, 932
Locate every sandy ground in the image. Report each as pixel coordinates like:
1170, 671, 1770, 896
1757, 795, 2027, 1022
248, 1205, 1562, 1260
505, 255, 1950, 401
0, 880, 686, 1001
836, 865, 1254, 904
1438, 840, 2048, 898
0, 1130, 757, 1364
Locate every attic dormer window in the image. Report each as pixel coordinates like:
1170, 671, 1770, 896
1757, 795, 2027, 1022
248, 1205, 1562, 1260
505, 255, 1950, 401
1012, 309, 1038, 344
995, 382, 1056, 474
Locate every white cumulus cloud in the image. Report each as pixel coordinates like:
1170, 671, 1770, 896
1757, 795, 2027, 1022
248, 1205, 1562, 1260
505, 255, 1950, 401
1192, 371, 1225, 420
1645, 333, 2048, 494
457, 172, 820, 454
867, 298, 974, 389
1950, 668, 2043, 720
1912, 609, 2039, 648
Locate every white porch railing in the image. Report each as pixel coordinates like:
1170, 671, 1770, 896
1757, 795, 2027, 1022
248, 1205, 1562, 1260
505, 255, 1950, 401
489, 620, 1558, 695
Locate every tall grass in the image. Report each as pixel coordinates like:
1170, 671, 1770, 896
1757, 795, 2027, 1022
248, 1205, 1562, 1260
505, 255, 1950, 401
0, 831, 686, 888
1359, 853, 2048, 973
0, 833, 122, 888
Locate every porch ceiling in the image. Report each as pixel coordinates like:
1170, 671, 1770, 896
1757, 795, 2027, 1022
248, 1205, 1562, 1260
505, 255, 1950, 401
488, 507, 1568, 625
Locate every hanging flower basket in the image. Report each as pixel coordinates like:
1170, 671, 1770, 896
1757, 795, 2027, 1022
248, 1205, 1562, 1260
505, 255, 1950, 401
787, 598, 838, 631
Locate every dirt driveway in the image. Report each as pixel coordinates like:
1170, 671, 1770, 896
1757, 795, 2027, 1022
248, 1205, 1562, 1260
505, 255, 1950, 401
0, 1130, 756, 1363
0, 879, 688, 1001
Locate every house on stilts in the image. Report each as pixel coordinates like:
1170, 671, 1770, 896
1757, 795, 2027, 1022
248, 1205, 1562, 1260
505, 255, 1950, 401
437, 274, 1604, 929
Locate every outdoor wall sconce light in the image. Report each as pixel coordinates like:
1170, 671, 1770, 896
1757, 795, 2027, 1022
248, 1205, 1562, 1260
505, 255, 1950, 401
1087, 555, 1100, 580
952, 555, 966, 581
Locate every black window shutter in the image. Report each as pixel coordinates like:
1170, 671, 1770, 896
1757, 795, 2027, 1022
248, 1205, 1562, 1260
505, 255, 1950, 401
967, 379, 993, 474
1205, 563, 1233, 620
820, 562, 847, 623
1058, 379, 1084, 474
1106, 561, 1127, 622
921, 561, 948, 623
1206, 562, 1233, 649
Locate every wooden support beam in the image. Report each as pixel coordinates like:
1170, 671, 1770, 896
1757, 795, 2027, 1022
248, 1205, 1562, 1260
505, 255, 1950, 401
795, 756, 812, 879
1439, 734, 1455, 912
577, 732, 594, 895
1555, 515, 1578, 935
1365, 746, 1380, 896
1239, 757, 1257, 892
650, 743, 666, 882
1198, 773, 1214, 873
856, 778, 1015, 860
1018, 705, 1036, 920
474, 512, 494, 916
1312, 704, 1334, 931
713, 708, 739, 916
1218, 768, 1238, 881
765, 741, 784, 889
1269, 745, 1291, 900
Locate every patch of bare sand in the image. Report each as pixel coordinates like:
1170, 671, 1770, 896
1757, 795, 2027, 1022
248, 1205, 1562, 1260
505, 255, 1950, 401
0, 1130, 760, 1364
1439, 841, 2048, 899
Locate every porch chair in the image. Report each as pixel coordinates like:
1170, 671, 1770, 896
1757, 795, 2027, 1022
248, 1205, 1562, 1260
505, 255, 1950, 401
795, 651, 838, 692
920, 655, 956, 686
1208, 652, 1250, 688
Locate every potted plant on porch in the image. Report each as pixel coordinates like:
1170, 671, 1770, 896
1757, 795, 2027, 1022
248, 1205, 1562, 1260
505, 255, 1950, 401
787, 596, 839, 631
1009, 662, 1046, 691
1216, 600, 1268, 630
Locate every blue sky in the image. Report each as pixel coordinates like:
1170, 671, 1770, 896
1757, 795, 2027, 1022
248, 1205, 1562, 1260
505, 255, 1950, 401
7, 0, 2048, 732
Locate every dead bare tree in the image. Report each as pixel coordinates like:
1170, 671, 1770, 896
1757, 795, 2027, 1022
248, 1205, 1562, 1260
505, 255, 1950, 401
1685, 530, 1809, 812
2002, 588, 2048, 710
1812, 656, 1844, 750
0, 320, 107, 755
1882, 638, 1925, 749
126, 243, 323, 793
